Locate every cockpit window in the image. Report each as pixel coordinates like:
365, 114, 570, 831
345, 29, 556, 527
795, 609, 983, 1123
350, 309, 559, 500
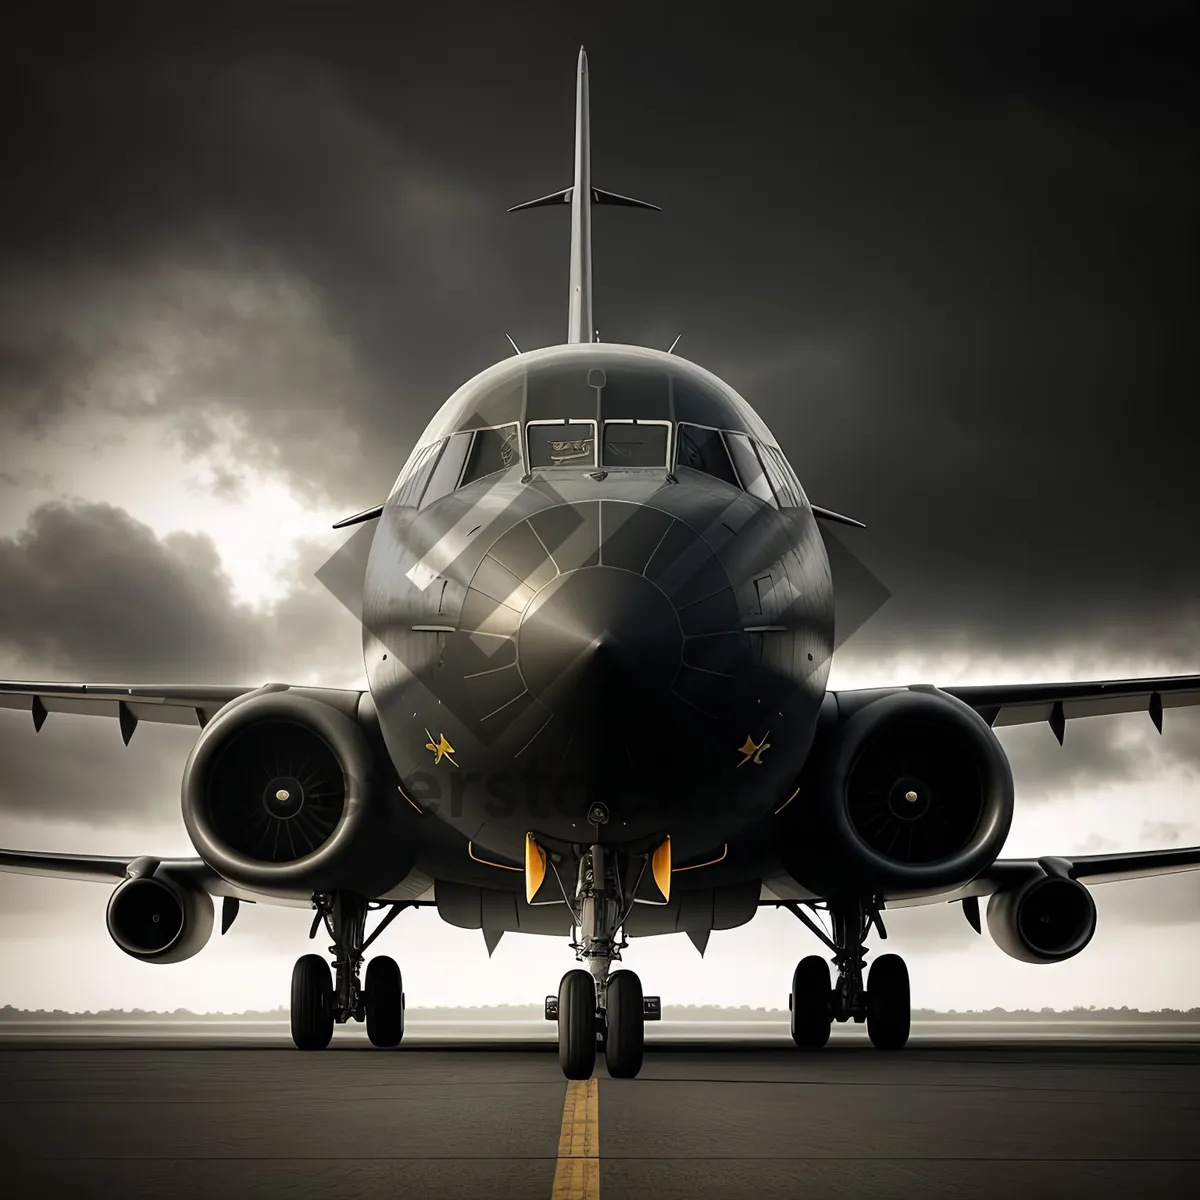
527, 420, 597, 468
675, 423, 739, 486
601, 420, 670, 467
421, 431, 472, 507
394, 441, 441, 507
724, 432, 777, 507
760, 444, 804, 508
408, 424, 523, 508
460, 423, 521, 485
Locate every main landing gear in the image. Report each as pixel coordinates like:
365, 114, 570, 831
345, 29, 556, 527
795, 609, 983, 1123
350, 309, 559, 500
544, 844, 661, 1080
290, 890, 409, 1050
784, 896, 911, 1050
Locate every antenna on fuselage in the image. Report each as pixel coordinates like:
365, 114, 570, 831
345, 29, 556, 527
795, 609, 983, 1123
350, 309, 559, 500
507, 48, 661, 345
505, 333, 521, 355
667, 333, 682, 354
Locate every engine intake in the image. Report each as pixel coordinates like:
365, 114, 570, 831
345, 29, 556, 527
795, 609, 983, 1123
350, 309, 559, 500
106, 875, 213, 964
787, 689, 1015, 893
987, 875, 1097, 964
205, 718, 346, 864
182, 689, 399, 896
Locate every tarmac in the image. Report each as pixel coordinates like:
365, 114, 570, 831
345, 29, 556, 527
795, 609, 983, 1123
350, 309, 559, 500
1, 1023, 1198, 1199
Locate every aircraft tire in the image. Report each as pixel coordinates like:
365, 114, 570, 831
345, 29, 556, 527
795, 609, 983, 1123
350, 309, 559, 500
790, 954, 833, 1048
604, 970, 645, 1078
365, 956, 405, 1048
558, 969, 597, 1080
291, 954, 334, 1050
866, 953, 911, 1049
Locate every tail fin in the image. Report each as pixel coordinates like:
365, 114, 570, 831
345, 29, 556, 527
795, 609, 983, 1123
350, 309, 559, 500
507, 48, 660, 344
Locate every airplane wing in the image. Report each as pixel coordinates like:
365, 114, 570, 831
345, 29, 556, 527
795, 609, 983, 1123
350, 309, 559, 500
0, 679, 371, 742
0, 846, 290, 902
938, 672, 1200, 743
985, 847, 1200, 890
0, 681, 255, 742
882, 845, 1200, 909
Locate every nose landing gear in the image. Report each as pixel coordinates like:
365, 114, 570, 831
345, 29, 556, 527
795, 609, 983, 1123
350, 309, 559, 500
549, 845, 660, 1079
783, 896, 911, 1050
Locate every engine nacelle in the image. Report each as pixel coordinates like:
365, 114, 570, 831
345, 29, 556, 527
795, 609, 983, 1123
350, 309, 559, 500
783, 689, 1015, 894
106, 875, 214, 964
987, 875, 1097, 964
182, 689, 412, 898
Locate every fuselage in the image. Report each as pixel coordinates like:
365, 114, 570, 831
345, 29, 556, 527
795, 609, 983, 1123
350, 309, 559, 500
362, 343, 834, 865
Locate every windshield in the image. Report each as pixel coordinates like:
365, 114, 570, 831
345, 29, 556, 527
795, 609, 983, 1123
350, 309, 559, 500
527, 420, 597, 468
675, 423, 739, 486
461, 424, 520, 484
601, 421, 670, 467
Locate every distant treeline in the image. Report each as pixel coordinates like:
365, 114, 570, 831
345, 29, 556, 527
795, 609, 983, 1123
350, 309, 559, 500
2, 1004, 1198, 1021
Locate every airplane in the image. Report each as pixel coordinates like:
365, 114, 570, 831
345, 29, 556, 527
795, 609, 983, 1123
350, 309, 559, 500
2, 47, 1200, 1082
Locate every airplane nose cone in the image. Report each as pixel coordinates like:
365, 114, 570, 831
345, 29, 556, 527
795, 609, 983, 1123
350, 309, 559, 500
517, 567, 682, 703
427, 500, 756, 823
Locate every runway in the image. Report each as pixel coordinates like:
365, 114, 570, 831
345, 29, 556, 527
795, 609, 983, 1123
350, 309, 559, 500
2, 1026, 1198, 1199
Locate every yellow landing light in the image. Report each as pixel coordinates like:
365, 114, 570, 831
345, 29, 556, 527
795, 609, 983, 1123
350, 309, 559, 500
525, 832, 548, 904
652, 836, 671, 903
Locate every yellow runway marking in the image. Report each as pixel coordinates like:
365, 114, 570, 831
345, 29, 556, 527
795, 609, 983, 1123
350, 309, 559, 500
551, 1077, 600, 1199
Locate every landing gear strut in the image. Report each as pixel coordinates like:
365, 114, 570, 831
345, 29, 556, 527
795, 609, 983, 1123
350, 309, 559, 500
289, 890, 408, 1050
784, 896, 911, 1050
551, 845, 657, 1080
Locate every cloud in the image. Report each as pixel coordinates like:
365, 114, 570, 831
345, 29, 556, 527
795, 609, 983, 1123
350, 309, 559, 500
0, 32, 514, 507
1, 5, 1196, 666
0, 717, 199, 829
0, 500, 258, 679
1141, 820, 1189, 846
0, 498, 365, 680
1090, 870, 1200, 929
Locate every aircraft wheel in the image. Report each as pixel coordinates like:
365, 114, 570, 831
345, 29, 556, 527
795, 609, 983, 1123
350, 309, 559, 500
291, 954, 334, 1050
604, 970, 644, 1078
866, 953, 911, 1050
365, 956, 405, 1048
790, 955, 832, 1049
558, 969, 597, 1080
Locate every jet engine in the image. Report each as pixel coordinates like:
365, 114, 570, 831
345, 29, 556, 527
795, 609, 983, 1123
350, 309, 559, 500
987, 874, 1097, 964
181, 689, 408, 898
106, 874, 213, 964
783, 689, 1015, 894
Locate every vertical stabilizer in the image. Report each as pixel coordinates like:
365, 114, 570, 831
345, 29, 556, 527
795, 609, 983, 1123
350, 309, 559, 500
507, 49, 661, 346
568, 47, 592, 344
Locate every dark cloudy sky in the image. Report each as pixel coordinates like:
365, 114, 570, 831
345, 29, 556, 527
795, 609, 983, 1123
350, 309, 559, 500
1, 1, 1198, 1013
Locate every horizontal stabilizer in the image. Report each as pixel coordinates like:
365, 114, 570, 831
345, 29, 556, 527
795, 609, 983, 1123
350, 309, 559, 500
508, 187, 572, 212
591, 186, 660, 210
509, 185, 661, 214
